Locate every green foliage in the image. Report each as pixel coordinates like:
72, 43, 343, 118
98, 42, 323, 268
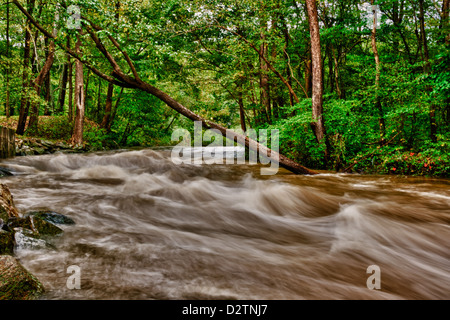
0, 0, 448, 178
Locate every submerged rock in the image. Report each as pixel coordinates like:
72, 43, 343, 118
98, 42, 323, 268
0, 255, 45, 300
25, 211, 76, 225
13, 227, 50, 250
0, 167, 13, 178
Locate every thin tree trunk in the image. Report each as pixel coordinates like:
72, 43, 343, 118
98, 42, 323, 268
16, 0, 35, 135
68, 60, 73, 122
58, 64, 69, 113
237, 83, 247, 133
5, 1, 11, 118
260, 30, 271, 124
305, 0, 327, 150
96, 79, 102, 122
419, 0, 437, 142
101, 82, 114, 129
71, 34, 85, 145
107, 87, 123, 133
58, 36, 71, 114
371, 1, 386, 144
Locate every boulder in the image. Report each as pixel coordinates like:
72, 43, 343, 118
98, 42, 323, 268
0, 167, 13, 177
7, 216, 63, 236
0, 255, 45, 300
0, 184, 19, 221
25, 211, 76, 225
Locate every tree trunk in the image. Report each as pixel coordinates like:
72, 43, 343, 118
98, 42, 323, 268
442, 0, 450, 45
68, 60, 74, 122
305, 0, 327, 149
5, 1, 11, 118
71, 34, 85, 145
58, 36, 71, 114
419, 0, 437, 142
371, 1, 386, 144
107, 87, 123, 133
16, 0, 35, 135
260, 31, 271, 124
101, 82, 114, 129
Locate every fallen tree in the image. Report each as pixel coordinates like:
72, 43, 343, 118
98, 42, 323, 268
13, 0, 317, 175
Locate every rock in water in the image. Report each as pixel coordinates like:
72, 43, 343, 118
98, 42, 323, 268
0, 167, 13, 178
7, 216, 63, 236
0, 184, 19, 221
13, 227, 50, 250
0, 255, 45, 300
25, 211, 76, 225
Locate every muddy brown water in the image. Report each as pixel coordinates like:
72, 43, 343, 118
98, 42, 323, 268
0, 149, 449, 300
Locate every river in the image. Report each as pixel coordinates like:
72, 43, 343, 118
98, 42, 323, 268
0, 148, 449, 300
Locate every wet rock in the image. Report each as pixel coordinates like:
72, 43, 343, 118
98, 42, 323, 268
0, 184, 19, 221
0, 255, 45, 300
7, 216, 63, 236
13, 227, 50, 250
0, 167, 13, 177
25, 211, 76, 225
0, 230, 14, 255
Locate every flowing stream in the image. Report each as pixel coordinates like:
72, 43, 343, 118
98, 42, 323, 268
0, 148, 449, 300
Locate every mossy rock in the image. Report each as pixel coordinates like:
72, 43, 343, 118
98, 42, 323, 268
0, 230, 14, 255
0, 255, 45, 300
25, 211, 76, 225
7, 216, 63, 236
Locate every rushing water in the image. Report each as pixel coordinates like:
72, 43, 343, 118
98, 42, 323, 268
0, 149, 449, 300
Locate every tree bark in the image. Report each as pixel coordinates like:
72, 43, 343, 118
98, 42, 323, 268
71, 34, 85, 145
305, 0, 327, 149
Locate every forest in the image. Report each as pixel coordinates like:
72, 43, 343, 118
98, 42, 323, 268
0, 0, 449, 176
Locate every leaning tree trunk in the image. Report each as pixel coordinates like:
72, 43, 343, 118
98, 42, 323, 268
71, 34, 85, 145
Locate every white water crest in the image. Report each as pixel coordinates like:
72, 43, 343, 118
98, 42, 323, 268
0, 148, 449, 300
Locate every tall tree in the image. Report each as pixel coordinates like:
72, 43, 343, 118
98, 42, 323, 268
371, 1, 386, 144
70, 33, 85, 145
5, 0, 11, 117
419, 0, 437, 142
305, 0, 328, 156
